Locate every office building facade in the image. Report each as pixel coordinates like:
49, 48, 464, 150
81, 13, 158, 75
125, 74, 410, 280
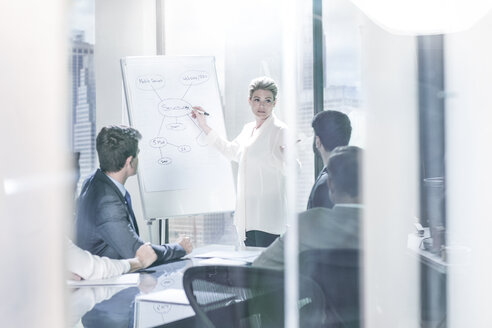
71, 31, 96, 185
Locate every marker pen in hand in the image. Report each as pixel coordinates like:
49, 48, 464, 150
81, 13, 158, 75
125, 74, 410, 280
193, 106, 210, 116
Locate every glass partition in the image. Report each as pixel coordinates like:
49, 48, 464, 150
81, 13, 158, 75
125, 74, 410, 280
162, 0, 315, 247
70, 0, 97, 191
72, 0, 492, 327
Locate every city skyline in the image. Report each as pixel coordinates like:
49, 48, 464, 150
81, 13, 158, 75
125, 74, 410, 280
71, 31, 97, 188
70, 0, 95, 44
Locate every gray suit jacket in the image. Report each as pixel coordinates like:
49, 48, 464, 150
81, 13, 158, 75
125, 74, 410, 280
252, 205, 361, 270
75, 169, 185, 265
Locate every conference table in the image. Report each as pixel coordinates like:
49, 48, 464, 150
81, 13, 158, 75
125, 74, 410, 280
68, 244, 263, 328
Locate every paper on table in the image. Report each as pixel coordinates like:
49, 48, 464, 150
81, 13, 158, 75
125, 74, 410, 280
198, 257, 248, 266
67, 273, 140, 287
193, 250, 261, 262
137, 288, 236, 306
137, 288, 189, 304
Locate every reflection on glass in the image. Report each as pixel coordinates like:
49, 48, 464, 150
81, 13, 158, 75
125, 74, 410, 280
163, 0, 316, 245
69, 286, 127, 327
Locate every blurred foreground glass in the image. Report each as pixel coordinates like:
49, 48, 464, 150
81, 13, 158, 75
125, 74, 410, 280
349, 0, 492, 34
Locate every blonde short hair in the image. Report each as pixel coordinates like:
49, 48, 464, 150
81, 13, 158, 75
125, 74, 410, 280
248, 76, 278, 100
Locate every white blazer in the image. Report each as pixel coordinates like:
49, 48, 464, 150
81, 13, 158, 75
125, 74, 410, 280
67, 238, 130, 280
207, 113, 287, 242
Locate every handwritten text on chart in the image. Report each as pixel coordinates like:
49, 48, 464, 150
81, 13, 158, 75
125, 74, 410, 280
158, 98, 193, 117
180, 70, 209, 86
149, 137, 167, 148
136, 75, 165, 90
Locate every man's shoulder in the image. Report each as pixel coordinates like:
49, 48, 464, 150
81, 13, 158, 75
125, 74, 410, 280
299, 207, 331, 221
298, 206, 360, 227
331, 205, 362, 217
80, 170, 119, 200
298, 206, 361, 250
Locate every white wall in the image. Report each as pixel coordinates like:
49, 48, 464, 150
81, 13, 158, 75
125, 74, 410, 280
445, 11, 492, 327
95, 0, 157, 242
361, 19, 420, 327
0, 1, 70, 327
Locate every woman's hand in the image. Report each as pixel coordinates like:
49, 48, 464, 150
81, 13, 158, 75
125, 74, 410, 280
68, 272, 83, 281
191, 106, 212, 134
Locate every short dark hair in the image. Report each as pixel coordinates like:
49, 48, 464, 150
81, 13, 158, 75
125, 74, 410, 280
311, 110, 352, 151
327, 146, 362, 198
96, 125, 142, 173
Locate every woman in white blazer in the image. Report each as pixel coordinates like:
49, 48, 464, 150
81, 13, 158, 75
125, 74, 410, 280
192, 76, 287, 247
67, 239, 157, 280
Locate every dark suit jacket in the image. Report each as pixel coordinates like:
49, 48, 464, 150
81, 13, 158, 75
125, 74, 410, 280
306, 166, 334, 210
252, 205, 361, 270
75, 169, 185, 265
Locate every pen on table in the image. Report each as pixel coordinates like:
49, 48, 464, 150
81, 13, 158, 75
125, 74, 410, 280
135, 269, 156, 274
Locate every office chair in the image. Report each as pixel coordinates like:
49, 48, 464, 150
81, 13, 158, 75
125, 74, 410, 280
299, 249, 361, 328
183, 265, 326, 328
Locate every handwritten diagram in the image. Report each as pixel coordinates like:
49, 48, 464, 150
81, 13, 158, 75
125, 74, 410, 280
136, 71, 210, 166
122, 56, 236, 215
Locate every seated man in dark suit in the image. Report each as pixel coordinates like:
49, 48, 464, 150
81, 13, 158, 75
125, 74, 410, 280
253, 146, 362, 270
75, 125, 192, 266
307, 110, 352, 209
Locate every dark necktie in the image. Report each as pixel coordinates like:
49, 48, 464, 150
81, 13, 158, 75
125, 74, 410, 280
124, 191, 139, 236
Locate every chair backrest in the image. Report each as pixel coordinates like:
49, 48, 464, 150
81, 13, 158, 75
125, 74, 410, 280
183, 265, 326, 328
299, 249, 361, 328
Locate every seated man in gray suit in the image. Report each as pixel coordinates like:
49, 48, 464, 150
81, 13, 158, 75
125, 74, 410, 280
253, 146, 362, 270
75, 125, 192, 266
307, 110, 352, 210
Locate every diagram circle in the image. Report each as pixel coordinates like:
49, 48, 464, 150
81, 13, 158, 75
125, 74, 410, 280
158, 157, 172, 165
166, 122, 185, 131
160, 278, 174, 288
149, 137, 167, 148
153, 304, 172, 314
158, 98, 193, 118
178, 145, 191, 153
